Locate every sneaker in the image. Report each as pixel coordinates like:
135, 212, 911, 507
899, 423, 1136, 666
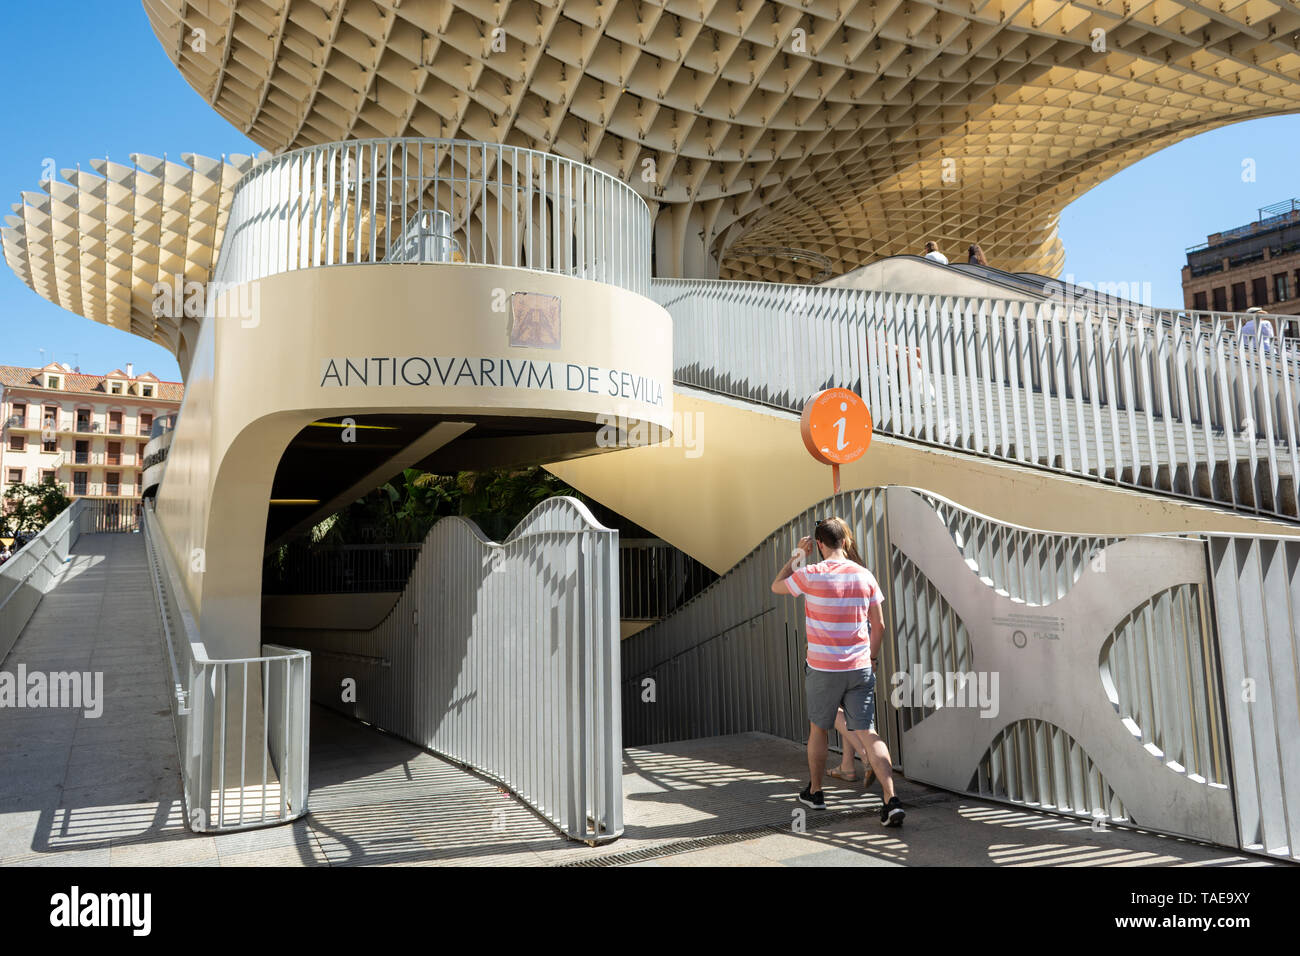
798, 784, 826, 810
880, 796, 905, 827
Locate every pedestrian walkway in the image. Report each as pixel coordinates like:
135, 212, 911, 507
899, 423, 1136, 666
0, 533, 185, 864
0, 534, 1285, 866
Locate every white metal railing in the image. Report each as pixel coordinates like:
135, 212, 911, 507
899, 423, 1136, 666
623, 486, 1297, 859
142, 504, 310, 832
215, 138, 651, 296
656, 279, 1300, 522
282, 496, 623, 843
79, 497, 143, 532
0, 498, 84, 664
1207, 534, 1300, 860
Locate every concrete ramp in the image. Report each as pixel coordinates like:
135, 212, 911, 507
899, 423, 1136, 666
0, 534, 185, 861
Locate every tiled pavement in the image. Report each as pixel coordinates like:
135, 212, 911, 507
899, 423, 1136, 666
0, 535, 1284, 867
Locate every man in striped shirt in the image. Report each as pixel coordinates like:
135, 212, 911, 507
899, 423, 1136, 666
772, 517, 904, 825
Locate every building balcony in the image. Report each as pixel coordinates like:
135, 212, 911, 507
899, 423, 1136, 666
68, 488, 140, 501
210, 137, 650, 297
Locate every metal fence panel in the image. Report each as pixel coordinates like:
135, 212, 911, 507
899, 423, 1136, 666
621, 485, 1289, 854
284, 497, 623, 843
142, 504, 311, 832
0, 498, 84, 664
1208, 535, 1300, 860
216, 138, 651, 296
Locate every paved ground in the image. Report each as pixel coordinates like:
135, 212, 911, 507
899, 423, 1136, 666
0, 533, 186, 866
0, 534, 1285, 867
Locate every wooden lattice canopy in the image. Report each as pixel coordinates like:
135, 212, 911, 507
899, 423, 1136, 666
142, 0, 1300, 281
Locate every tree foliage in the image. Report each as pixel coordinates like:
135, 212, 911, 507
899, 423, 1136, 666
2, 478, 72, 538
311, 466, 590, 546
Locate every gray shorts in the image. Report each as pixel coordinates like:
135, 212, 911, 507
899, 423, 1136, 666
806, 665, 876, 732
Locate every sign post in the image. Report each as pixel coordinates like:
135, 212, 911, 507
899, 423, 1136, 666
800, 388, 872, 493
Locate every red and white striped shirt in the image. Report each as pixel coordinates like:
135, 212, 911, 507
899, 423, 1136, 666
784, 558, 884, 671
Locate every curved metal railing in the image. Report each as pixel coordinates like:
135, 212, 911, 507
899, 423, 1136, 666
622, 485, 1300, 860
271, 496, 623, 844
215, 138, 651, 295
656, 278, 1300, 522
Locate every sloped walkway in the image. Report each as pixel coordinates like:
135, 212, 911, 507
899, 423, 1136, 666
0, 533, 186, 864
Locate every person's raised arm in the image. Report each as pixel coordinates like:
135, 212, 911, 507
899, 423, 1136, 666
771, 536, 815, 594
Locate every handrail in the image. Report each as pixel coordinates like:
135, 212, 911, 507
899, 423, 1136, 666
0, 498, 84, 664
214, 137, 652, 297
276, 495, 622, 843
142, 503, 311, 831
656, 278, 1300, 522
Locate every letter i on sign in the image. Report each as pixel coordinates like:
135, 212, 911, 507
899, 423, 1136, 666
800, 388, 873, 493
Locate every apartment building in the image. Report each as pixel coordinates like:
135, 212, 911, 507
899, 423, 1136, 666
0, 362, 183, 507
1182, 198, 1300, 331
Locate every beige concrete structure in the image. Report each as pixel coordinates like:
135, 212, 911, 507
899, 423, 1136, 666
155, 262, 671, 658
143, 0, 1300, 282
0, 2, 1296, 657
549, 388, 1300, 574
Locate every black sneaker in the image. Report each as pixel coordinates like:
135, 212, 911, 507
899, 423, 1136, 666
880, 796, 905, 827
798, 784, 826, 810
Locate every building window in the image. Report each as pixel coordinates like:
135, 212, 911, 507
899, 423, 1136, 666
135, 472, 143, 495
43, 405, 57, 431
8, 434, 24, 452
46, 375, 60, 389
108, 411, 122, 434
1231, 282, 1247, 311
72, 471, 87, 495
74, 440, 89, 465
106, 472, 120, 496
107, 441, 122, 466
7, 468, 22, 485
141, 385, 154, 398
1193, 291, 1208, 312
110, 381, 122, 394
1212, 287, 1227, 311
42, 434, 57, 453
10, 402, 25, 425
40, 469, 54, 484
1276, 273, 1290, 303
1252, 276, 1269, 307
139, 412, 153, 435
76, 409, 91, 432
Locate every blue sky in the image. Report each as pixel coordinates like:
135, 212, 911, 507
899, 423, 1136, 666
0, 2, 1297, 382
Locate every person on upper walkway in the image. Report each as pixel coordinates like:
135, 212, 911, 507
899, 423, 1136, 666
922, 241, 948, 265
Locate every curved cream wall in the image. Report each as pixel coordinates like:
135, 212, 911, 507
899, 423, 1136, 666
156, 262, 672, 659
549, 389, 1300, 575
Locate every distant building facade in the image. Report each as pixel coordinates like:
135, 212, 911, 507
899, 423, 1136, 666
0, 363, 183, 511
1182, 199, 1300, 335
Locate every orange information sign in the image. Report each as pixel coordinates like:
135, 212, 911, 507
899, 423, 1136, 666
800, 388, 872, 492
